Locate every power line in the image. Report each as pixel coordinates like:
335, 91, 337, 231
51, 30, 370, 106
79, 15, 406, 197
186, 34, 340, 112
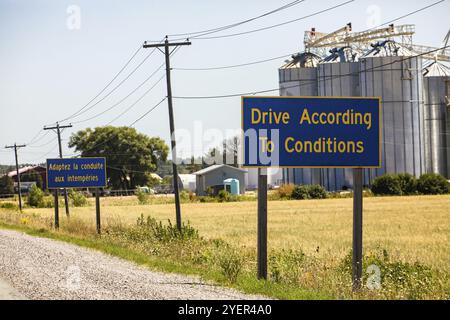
62, 46, 162, 123
189, 0, 355, 40
27, 143, 59, 163
369, 0, 446, 30
72, 64, 165, 125
27, 136, 58, 148
129, 97, 167, 127
26, 129, 44, 145
65, 45, 184, 158
107, 74, 166, 125
172, 2, 447, 71
57, 43, 147, 123
27, 130, 51, 146
67, 97, 168, 158
167, 0, 306, 38
173, 53, 294, 71
172, 45, 450, 100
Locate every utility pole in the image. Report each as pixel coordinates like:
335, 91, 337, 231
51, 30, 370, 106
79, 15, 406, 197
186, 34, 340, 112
143, 36, 191, 231
5, 143, 26, 211
44, 122, 72, 217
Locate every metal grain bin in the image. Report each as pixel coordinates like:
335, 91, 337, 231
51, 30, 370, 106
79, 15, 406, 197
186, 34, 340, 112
317, 47, 361, 190
359, 40, 426, 183
423, 62, 450, 178
279, 52, 322, 186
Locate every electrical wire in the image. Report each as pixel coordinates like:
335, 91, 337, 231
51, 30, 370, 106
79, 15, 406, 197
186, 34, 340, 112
188, 0, 354, 40
106, 74, 166, 125
129, 97, 168, 127
27, 137, 58, 148
167, 0, 306, 38
172, 45, 450, 99
72, 63, 165, 124
64, 46, 162, 123
27, 143, 59, 163
26, 130, 51, 147
65, 44, 184, 158
26, 129, 44, 145
368, 0, 446, 30
67, 97, 168, 158
57, 43, 146, 123
172, 53, 294, 71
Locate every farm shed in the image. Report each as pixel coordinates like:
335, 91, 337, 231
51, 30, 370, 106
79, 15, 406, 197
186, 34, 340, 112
193, 164, 247, 196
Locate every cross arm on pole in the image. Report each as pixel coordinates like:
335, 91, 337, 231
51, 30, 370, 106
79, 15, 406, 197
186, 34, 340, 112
5, 144, 26, 149
143, 41, 191, 49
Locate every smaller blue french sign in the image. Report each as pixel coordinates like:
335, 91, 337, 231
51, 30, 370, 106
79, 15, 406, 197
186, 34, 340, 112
46, 157, 107, 189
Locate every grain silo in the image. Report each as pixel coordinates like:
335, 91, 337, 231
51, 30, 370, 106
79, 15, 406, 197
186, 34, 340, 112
422, 61, 450, 178
317, 46, 361, 190
359, 40, 425, 183
278, 24, 450, 190
279, 52, 321, 186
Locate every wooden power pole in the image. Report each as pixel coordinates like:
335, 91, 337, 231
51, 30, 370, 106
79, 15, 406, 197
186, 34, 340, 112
5, 143, 26, 211
143, 36, 191, 231
44, 122, 72, 217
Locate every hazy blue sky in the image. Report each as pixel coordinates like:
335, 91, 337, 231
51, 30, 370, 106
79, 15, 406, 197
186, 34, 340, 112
0, 0, 449, 165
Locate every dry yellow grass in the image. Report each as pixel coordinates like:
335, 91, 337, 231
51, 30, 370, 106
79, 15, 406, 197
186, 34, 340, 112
19, 194, 450, 269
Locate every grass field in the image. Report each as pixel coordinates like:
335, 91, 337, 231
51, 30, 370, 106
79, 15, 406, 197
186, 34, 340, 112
15, 194, 450, 269
1, 194, 449, 299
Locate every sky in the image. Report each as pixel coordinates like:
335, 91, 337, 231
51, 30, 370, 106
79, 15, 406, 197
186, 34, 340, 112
0, 0, 449, 165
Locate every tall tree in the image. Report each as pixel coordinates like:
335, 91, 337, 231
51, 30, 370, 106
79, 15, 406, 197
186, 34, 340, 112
69, 126, 169, 190
204, 136, 240, 167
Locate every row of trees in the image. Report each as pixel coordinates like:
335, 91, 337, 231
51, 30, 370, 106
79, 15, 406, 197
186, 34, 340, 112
1, 126, 241, 194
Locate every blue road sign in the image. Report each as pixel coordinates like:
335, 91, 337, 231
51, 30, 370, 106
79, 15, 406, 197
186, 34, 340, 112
242, 96, 381, 168
46, 157, 107, 189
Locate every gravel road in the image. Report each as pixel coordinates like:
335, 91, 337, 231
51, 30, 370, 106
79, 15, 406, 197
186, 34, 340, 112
0, 229, 266, 300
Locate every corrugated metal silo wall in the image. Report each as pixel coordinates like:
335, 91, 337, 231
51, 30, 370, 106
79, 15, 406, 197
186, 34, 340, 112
423, 76, 450, 178
279, 66, 321, 186
447, 82, 450, 178
359, 56, 425, 182
317, 62, 360, 190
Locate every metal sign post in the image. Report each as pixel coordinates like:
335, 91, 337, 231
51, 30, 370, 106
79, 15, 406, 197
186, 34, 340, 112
95, 188, 101, 234
54, 190, 59, 229
352, 168, 363, 290
257, 168, 268, 280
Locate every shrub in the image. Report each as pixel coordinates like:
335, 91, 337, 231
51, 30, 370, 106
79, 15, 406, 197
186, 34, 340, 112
0, 202, 18, 210
135, 214, 199, 242
371, 174, 402, 196
180, 189, 190, 201
340, 249, 441, 299
136, 188, 150, 205
0, 175, 14, 195
68, 189, 88, 207
277, 184, 295, 199
291, 185, 311, 200
218, 190, 231, 202
290, 185, 328, 200
27, 185, 45, 207
417, 173, 450, 195
269, 249, 307, 283
397, 173, 418, 195
307, 184, 328, 199
216, 246, 243, 283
